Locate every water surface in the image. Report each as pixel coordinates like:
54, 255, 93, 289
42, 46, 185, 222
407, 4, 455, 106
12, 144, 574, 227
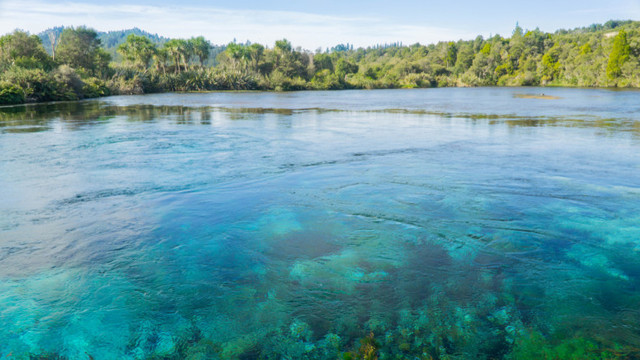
1, 88, 640, 359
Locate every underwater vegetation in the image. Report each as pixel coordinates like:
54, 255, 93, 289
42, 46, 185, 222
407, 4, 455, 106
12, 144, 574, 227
2, 91, 640, 359
15, 320, 640, 360
7, 223, 640, 360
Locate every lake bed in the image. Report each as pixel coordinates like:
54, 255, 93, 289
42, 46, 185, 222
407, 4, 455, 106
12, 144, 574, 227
1, 87, 639, 359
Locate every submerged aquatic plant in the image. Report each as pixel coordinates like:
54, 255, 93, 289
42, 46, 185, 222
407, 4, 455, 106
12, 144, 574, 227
342, 332, 380, 360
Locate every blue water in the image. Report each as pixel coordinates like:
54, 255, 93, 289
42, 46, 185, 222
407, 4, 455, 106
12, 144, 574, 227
1, 88, 639, 359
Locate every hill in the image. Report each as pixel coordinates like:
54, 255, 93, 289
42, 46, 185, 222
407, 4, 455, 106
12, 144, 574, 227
38, 27, 172, 62
37, 27, 225, 65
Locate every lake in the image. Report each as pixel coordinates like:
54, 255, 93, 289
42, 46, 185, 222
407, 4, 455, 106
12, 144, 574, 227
1, 88, 639, 359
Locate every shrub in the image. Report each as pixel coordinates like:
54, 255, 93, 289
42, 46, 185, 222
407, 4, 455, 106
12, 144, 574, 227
54, 65, 84, 95
82, 77, 110, 98
1, 66, 76, 102
0, 82, 25, 105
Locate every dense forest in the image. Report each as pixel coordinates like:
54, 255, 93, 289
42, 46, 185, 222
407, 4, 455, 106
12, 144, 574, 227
0, 20, 639, 105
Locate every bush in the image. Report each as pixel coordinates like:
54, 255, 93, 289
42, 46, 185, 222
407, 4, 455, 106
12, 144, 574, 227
1, 66, 76, 102
400, 73, 434, 88
310, 69, 344, 90
82, 77, 110, 98
107, 76, 145, 95
54, 65, 84, 95
0, 82, 25, 105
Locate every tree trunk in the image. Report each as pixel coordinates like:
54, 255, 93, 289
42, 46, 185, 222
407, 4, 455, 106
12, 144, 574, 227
48, 32, 58, 61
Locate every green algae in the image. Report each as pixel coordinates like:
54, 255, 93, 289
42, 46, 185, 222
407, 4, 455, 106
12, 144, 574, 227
511, 331, 635, 360
514, 94, 562, 100
2, 90, 640, 359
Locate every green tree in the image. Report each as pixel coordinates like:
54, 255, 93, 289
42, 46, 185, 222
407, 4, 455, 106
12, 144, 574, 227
273, 39, 293, 73
223, 42, 250, 69
163, 39, 191, 72
453, 43, 474, 74
313, 53, 334, 72
153, 48, 169, 74
509, 23, 526, 69
189, 36, 211, 67
445, 42, 457, 68
117, 34, 157, 70
0, 30, 53, 71
56, 27, 110, 77
247, 43, 265, 70
606, 29, 630, 80
335, 58, 358, 77
275, 39, 292, 53
271, 39, 309, 78
541, 45, 562, 82
479, 43, 491, 55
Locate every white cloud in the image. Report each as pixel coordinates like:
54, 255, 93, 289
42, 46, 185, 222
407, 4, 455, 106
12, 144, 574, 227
0, 0, 477, 49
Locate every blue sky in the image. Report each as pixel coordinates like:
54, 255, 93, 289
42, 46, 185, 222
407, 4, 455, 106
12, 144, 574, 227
1, 0, 639, 48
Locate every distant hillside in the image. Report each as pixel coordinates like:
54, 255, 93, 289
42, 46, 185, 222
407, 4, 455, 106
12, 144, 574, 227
38, 27, 169, 50
99, 28, 170, 49
37, 27, 224, 65
99, 28, 171, 62
557, 19, 635, 34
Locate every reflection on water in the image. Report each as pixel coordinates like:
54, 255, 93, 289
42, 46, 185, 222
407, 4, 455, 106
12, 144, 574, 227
1, 88, 640, 359
2, 94, 639, 136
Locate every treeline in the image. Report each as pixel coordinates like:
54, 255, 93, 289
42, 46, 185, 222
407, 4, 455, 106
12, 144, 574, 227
1, 20, 639, 105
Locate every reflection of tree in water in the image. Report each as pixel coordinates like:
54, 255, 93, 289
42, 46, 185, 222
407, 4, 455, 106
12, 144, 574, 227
2, 101, 637, 138
0, 102, 217, 131
0, 101, 302, 131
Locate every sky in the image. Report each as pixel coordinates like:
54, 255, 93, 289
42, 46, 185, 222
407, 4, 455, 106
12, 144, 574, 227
0, 0, 639, 49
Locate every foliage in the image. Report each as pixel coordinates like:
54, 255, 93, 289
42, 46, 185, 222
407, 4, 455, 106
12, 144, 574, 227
1, 21, 640, 105
606, 30, 630, 81
57, 27, 111, 77
0, 66, 75, 102
0, 30, 53, 71
118, 34, 157, 70
0, 81, 25, 105
189, 36, 211, 66
510, 331, 628, 360
82, 77, 110, 98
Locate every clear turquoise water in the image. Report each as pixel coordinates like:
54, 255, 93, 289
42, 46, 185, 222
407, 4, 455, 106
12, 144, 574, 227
1, 88, 639, 359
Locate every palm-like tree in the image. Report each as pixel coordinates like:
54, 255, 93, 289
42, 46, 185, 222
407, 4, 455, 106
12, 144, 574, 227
153, 47, 168, 75
163, 39, 191, 73
189, 36, 210, 67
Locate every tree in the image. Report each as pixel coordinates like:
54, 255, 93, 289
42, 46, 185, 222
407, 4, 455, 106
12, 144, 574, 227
247, 43, 265, 69
541, 45, 562, 82
117, 34, 157, 70
47, 32, 59, 61
56, 27, 111, 76
223, 42, 250, 69
163, 39, 192, 72
606, 29, 630, 80
275, 39, 292, 53
509, 23, 526, 69
445, 42, 457, 68
513, 22, 524, 38
453, 43, 474, 74
272, 39, 309, 78
153, 48, 169, 74
189, 36, 210, 67
0, 30, 53, 71
314, 53, 334, 72
335, 58, 358, 77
